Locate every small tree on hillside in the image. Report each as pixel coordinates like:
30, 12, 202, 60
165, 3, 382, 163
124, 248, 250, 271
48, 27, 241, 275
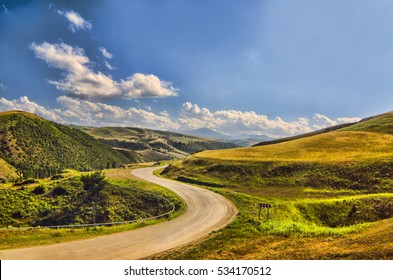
81, 171, 107, 196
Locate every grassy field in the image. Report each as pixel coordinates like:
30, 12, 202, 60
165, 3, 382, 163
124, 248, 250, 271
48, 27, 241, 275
157, 112, 393, 259
0, 168, 185, 250
197, 131, 393, 163
155, 170, 393, 259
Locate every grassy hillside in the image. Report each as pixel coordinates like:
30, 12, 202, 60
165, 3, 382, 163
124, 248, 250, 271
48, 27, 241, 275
159, 111, 393, 259
0, 111, 131, 180
0, 158, 17, 182
197, 131, 393, 163
82, 126, 237, 162
0, 168, 186, 249
0, 172, 176, 228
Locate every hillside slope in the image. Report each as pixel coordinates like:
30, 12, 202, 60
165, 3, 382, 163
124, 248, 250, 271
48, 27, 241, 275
82, 126, 237, 162
163, 111, 393, 192
0, 111, 130, 179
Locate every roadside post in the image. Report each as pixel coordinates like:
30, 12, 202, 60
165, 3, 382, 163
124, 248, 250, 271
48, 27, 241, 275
258, 203, 272, 221
92, 203, 96, 224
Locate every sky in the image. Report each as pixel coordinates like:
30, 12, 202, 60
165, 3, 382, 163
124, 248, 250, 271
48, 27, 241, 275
1, 0, 393, 138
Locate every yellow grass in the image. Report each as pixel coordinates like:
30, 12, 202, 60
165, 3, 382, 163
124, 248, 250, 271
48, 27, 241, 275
196, 131, 393, 163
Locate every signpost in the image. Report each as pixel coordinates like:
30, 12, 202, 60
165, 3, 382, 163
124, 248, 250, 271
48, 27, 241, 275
258, 202, 272, 221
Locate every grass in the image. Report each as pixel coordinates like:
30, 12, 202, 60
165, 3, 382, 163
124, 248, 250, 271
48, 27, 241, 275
0, 158, 17, 181
0, 168, 186, 250
197, 131, 393, 163
156, 114, 393, 259
152, 180, 393, 260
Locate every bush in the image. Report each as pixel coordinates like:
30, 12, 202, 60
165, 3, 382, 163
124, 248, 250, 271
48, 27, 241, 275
81, 171, 107, 195
32, 185, 46, 195
52, 186, 68, 197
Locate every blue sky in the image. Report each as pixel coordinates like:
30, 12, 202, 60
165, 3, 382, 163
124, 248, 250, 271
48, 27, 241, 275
1, 0, 392, 137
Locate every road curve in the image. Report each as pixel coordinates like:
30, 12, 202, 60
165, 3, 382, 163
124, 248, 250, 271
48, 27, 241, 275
0, 166, 237, 259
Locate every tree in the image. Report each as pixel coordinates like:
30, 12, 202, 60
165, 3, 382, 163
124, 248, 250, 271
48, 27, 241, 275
81, 171, 107, 196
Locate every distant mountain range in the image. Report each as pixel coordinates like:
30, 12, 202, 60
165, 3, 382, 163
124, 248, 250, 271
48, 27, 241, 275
182, 127, 275, 146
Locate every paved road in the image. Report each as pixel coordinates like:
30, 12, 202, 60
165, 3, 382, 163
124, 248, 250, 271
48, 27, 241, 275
0, 166, 237, 259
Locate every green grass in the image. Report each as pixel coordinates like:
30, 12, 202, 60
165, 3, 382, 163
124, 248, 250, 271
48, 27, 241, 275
152, 179, 393, 260
340, 110, 393, 134
155, 112, 393, 259
0, 169, 186, 250
0, 158, 17, 181
0, 111, 132, 179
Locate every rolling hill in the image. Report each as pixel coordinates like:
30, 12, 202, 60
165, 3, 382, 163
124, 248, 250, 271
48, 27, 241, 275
81, 126, 238, 162
163, 110, 393, 192
0, 110, 237, 182
159, 111, 393, 260
0, 111, 132, 180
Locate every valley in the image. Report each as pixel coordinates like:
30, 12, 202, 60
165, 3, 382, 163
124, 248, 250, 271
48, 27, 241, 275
1, 110, 393, 259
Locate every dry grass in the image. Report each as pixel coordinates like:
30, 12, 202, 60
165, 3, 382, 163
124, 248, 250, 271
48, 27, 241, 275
196, 131, 393, 163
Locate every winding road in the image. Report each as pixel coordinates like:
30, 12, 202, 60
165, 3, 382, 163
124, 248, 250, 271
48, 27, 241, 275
0, 166, 237, 259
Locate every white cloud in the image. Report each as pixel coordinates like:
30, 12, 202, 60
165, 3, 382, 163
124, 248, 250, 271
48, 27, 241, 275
0, 96, 64, 123
0, 97, 359, 138
30, 42, 120, 99
179, 102, 313, 137
58, 10, 92, 32
30, 42, 178, 100
311, 113, 361, 130
336, 117, 361, 124
56, 96, 178, 129
104, 61, 115, 71
98, 47, 113, 59
179, 102, 359, 138
0, 95, 178, 130
120, 73, 178, 99
0, 83, 7, 90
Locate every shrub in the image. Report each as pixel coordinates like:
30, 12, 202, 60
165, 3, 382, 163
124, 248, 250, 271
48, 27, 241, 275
32, 185, 46, 195
52, 186, 68, 197
81, 171, 107, 195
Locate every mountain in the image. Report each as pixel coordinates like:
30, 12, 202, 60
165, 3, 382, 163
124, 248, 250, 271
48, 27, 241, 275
184, 128, 232, 140
183, 128, 274, 146
82, 126, 238, 162
0, 111, 131, 180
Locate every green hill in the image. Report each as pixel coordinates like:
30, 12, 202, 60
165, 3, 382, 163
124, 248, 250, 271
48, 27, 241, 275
159, 111, 393, 260
0, 111, 131, 180
163, 110, 393, 193
81, 126, 237, 162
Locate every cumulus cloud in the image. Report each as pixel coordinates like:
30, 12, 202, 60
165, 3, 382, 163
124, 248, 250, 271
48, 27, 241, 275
58, 10, 92, 32
179, 102, 360, 138
0, 95, 178, 130
30, 42, 120, 99
0, 97, 359, 138
120, 73, 178, 99
30, 42, 178, 100
179, 102, 314, 137
56, 96, 178, 129
312, 113, 360, 130
0, 96, 64, 123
